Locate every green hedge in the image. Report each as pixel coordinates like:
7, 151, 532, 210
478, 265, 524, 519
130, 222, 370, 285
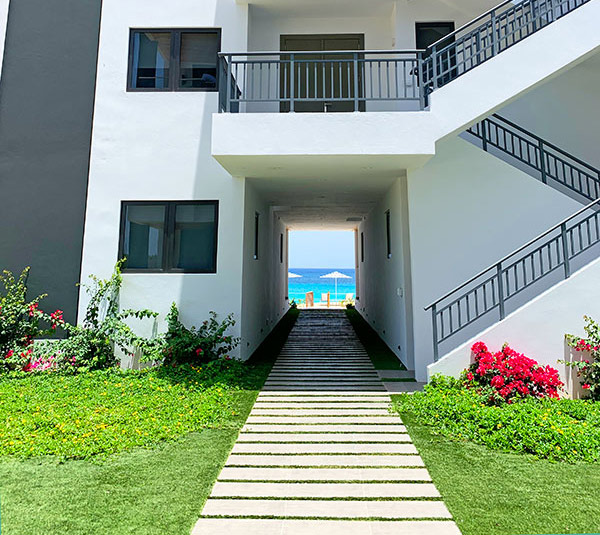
393, 378, 600, 462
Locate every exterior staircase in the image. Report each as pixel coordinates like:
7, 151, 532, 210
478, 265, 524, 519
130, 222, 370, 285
426, 114, 600, 363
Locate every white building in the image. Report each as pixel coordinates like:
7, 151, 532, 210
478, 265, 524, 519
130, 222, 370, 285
2, 0, 600, 382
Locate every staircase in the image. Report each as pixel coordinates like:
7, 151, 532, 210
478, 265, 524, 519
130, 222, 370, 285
427, 114, 600, 362
463, 114, 600, 204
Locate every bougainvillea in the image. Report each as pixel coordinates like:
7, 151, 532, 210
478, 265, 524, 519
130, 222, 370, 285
565, 315, 600, 400
463, 341, 563, 404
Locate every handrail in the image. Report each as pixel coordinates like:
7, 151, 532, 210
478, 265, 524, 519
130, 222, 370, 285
425, 196, 600, 311
427, 0, 515, 51
218, 50, 425, 57
489, 114, 600, 176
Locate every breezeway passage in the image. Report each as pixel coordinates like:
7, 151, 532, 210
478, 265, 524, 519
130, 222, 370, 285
192, 310, 460, 534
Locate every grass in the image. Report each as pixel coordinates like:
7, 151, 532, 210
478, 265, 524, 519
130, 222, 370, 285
400, 410, 600, 535
345, 308, 406, 370
0, 308, 298, 535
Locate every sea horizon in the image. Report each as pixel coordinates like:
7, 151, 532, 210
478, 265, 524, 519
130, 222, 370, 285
288, 267, 356, 302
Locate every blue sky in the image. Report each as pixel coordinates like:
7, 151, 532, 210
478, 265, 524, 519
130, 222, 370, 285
289, 230, 355, 269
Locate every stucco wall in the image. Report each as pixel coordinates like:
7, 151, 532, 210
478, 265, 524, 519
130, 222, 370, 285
0, 0, 101, 324
81, 0, 250, 343
240, 182, 288, 359
428, 257, 600, 398
407, 136, 581, 381
357, 176, 413, 370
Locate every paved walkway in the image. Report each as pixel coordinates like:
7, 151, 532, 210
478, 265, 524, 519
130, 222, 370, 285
192, 310, 460, 534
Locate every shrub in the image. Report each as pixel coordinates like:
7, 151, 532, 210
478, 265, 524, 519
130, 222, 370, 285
0, 268, 65, 372
565, 315, 600, 400
3, 262, 163, 375
162, 303, 239, 366
394, 379, 600, 462
464, 341, 563, 404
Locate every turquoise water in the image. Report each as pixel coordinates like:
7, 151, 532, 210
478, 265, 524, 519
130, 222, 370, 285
288, 268, 356, 303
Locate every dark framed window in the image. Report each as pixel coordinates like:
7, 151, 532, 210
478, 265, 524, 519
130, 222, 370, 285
279, 233, 284, 263
119, 201, 218, 273
128, 29, 221, 91
385, 210, 392, 259
360, 232, 365, 263
253, 213, 260, 260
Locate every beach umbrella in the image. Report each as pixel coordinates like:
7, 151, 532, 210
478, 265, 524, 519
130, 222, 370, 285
288, 272, 302, 278
320, 271, 351, 302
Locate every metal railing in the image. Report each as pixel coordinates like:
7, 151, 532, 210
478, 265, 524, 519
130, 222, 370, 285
426, 198, 600, 361
218, 50, 425, 112
467, 114, 600, 202
422, 0, 592, 93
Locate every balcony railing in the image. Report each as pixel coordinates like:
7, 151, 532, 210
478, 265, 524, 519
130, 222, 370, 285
218, 50, 425, 113
218, 0, 591, 113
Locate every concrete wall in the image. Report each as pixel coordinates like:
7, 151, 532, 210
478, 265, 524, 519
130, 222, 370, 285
0, 0, 101, 324
407, 136, 581, 381
500, 51, 600, 169
428, 257, 600, 398
357, 176, 413, 369
81, 0, 250, 346
240, 182, 288, 359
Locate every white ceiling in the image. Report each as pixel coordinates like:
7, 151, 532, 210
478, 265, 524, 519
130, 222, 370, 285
243, 0, 396, 19
248, 173, 400, 230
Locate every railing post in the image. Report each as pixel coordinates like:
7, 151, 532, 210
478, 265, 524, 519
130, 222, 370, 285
561, 222, 571, 278
531, 0, 538, 32
417, 53, 425, 110
290, 53, 295, 113
539, 139, 547, 184
496, 264, 506, 320
431, 44, 438, 90
353, 52, 359, 112
226, 55, 232, 113
431, 304, 439, 362
481, 119, 488, 152
490, 10, 498, 56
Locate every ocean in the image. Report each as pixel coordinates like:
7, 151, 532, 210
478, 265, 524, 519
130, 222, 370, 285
288, 268, 356, 303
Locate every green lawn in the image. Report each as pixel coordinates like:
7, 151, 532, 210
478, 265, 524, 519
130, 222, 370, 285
0, 308, 298, 535
400, 410, 600, 535
345, 308, 405, 370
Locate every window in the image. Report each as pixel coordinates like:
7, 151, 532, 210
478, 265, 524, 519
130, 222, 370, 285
128, 29, 221, 91
120, 201, 218, 272
360, 232, 365, 263
385, 210, 392, 259
254, 213, 260, 260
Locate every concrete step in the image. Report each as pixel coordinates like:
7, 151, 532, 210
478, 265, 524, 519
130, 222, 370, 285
218, 467, 432, 481
236, 433, 411, 443
242, 424, 407, 433
231, 443, 419, 454
224, 454, 424, 467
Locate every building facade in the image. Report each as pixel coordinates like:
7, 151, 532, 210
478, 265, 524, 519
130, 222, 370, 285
1, 0, 600, 381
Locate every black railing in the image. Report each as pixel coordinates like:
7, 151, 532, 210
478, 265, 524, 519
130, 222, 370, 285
466, 114, 600, 202
219, 50, 425, 112
426, 198, 600, 361
422, 0, 592, 93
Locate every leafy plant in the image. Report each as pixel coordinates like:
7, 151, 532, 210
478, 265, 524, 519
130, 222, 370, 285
565, 315, 600, 400
463, 341, 563, 404
0, 268, 65, 372
163, 304, 239, 366
394, 378, 600, 462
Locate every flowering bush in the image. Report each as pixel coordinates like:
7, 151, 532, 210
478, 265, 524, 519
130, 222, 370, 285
463, 341, 563, 404
565, 315, 600, 400
162, 303, 239, 366
0, 268, 65, 372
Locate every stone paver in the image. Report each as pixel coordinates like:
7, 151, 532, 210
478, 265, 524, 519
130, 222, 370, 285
193, 310, 459, 534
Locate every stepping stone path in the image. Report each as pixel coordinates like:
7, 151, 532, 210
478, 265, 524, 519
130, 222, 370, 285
192, 310, 460, 535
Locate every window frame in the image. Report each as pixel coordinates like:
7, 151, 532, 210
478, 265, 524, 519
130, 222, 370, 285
360, 232, 365, 263
253, 212, 260, 260
127, 28, 222, 93
119, 200, 219, 274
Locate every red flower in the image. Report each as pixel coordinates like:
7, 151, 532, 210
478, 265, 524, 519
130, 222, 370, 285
583, 384, 591, 390
28, 303, 39, 317
466, 372, 474, 381
195, 348, 203, 356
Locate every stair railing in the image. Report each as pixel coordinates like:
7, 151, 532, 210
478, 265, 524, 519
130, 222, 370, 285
426, 197, 600, 361
423, 0, 592, 94
467, 114, 600, 202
